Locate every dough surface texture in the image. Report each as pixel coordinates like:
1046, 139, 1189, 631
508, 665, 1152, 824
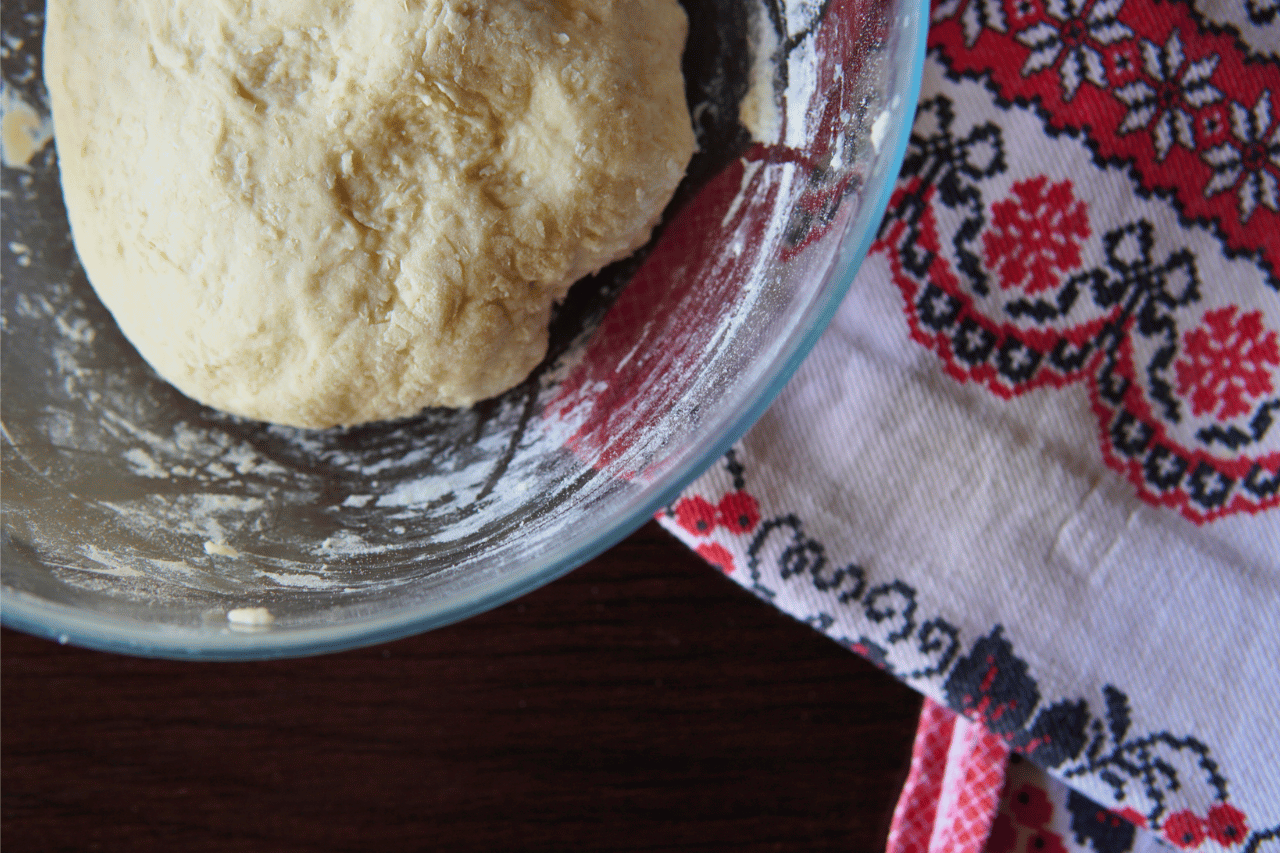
45, 0, 694, 428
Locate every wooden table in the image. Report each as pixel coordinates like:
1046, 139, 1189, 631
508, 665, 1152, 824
2, 521, 922, 852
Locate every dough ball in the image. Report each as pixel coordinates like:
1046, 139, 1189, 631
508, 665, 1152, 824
44, 0, 694, 428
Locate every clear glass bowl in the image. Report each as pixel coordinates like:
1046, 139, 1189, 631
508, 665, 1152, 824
1, 0, 927, 659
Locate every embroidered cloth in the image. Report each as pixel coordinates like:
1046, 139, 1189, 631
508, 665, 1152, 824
657, 0, 1280, 849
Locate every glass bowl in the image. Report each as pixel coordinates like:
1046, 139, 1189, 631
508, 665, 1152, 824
1, 0, 927, 659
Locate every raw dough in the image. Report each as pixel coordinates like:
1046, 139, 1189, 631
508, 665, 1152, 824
44, 0, 694, 428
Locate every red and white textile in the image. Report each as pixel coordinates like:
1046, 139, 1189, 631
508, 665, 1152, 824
888, 699, 1011, 853
658, 0, 1280, 849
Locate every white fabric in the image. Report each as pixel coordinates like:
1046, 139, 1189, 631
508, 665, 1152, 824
659, 55, 1280, 850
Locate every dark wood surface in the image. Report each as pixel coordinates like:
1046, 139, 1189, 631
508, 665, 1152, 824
2, 521, 922, 852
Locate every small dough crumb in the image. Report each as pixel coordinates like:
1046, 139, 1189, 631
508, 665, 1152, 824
204, 540, 241, 558
227, 607, 274, 626
44, 0, 695, 428
739, 0, 782, 144
1, 89, 53, 168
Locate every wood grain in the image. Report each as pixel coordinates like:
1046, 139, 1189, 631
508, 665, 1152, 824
2, 521, 922, 852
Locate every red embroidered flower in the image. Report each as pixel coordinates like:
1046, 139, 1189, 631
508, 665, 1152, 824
1009, 784, 1053, 828
1163, 810, 1208, 848
1201, 92, 1280, 222
1115, 807, 1147, 828
672, 495, 718, 536
982, 177, 1091, 295
1012, 0, 1133, 101
1173, 306, 1280, 420
989, 812, 1018, 853
716, 490, 761, 534
695, 542, 736, 574
1113, 32, 1222, 162
1023, 829, 1068, 853
1206, 803, 1249, 847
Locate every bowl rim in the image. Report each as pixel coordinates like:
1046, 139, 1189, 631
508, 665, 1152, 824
2, 1, 930, 660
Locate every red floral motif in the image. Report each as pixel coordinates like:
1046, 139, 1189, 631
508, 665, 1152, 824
1173, 307, 1280, 421
1206, 803, 1249, 847
1008, 783, 1053, 828
989, 812, 1019, 853
695, 542, 736, 574
716, 491, 761, 534
672, 496, 718, 537
1023, 829, 1068, 853
932, 0, 1280, 267
1200, 93, 1280, 223
1163, 810, 1208, 848
881, 53, 1280, 523
981, 177, 1091, 295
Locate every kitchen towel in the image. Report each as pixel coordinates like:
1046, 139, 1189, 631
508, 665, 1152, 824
887, 698, 1011, 853
889, 699, 1184, 852
657, 0, 1280, 849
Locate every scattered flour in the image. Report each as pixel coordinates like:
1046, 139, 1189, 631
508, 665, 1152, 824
318, 530, 371, 556
5, 0, 873, 620
737, 0, 823, 147
77, 545, 145, 578
263, 572, 332, 589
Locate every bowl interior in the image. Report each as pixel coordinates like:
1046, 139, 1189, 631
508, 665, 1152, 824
1, 0, 927, 658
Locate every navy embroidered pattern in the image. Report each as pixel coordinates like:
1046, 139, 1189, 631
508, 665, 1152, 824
874, 86, 1280, 523
660, 456, 1275, 848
